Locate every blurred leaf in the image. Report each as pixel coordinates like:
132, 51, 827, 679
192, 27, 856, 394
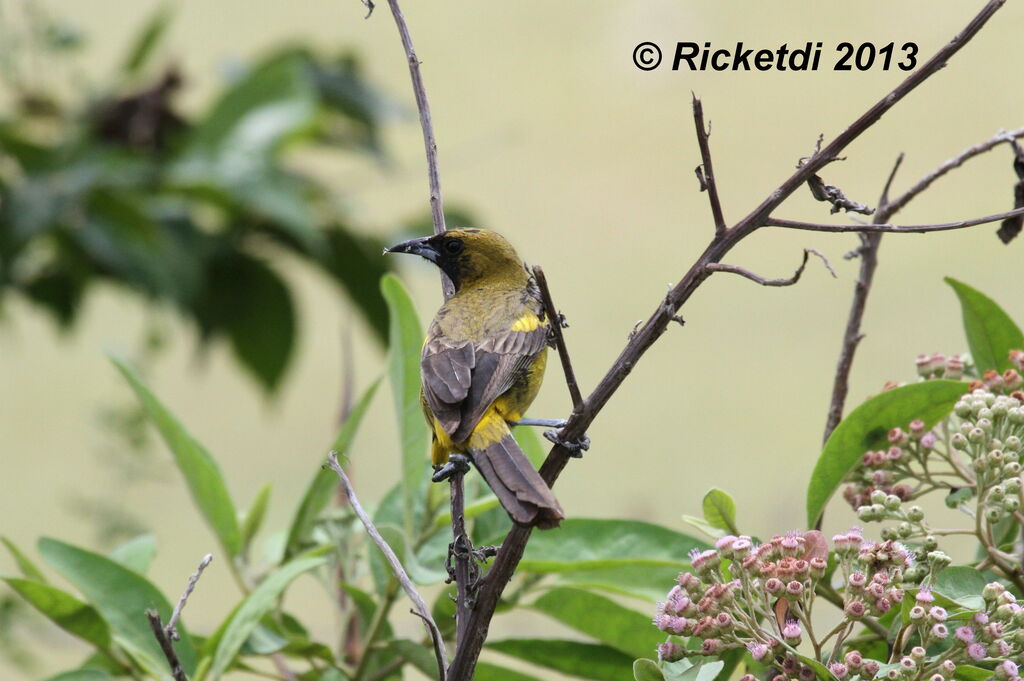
111, 355, 242, 556
634, 659, 665, 681
665, 660, 724, 681
282, 379, 379, 561
945, 277, 1023, 374
241, 484, 272, 553
342, 583, 393, 640
701, 488, 738, 534
2, 537, 48, 583
487, 639, 635, 681
431, 584, 457, 640
806, 380, 968, 526
517, 519, 706, 572
556, 564, 685, 602
42, 671, 113, 681
107, 534, 157, 574
38, 538, 197, 680
388, 639, 435, 677
945, 487, 975, 509
435, 494, 500, 527
2, 577, 111, 650
381, 274, 427, 537
476, 662, 544, 681
121, 5, 172, 76
173, 54, 322, 252
531, 587, 664, 658
514, 424, 547, 468
208, 555, 328, 680
934, 567, 987, 610
320, 227, 390, 342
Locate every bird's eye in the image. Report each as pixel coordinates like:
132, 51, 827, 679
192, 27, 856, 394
445, 239, 464, 255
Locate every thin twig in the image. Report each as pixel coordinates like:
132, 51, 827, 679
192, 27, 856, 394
692, 95, 726, 236
147, 553, 212, 681
166, 554, 212, 639
382, 0, 453, 298
531, 265, 583, 410
326, 452, 448, 680
147, 611, 189, 681
449, 470, 472, 648
444, 4, 1009, 678
706, 248, 835, 287
765, 206, 1024, 234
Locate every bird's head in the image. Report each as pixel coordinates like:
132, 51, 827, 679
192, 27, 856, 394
385, 228, 528, 292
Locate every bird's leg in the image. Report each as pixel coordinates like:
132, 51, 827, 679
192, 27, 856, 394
509, 418, 567, 428
431, 453, 471, 483
544, 427, 591, 458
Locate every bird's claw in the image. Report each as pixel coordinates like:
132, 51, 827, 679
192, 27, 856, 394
432, 454, 471, 482
544, 428, 590, 458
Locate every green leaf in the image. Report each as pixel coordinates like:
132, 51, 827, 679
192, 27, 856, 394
434, 494, 500, 527
514, 424, 548, 468
111, 355, 242, 556
121, 5, 172, 75
518, 519, 707, 572
2, 536, 48, 583
38, 538, 197, 680
2, 577, 111, 650
806, 380, 968, 526
381, 274, 427, 537
208, 555, 328, 680
634, 659, 665, 681
531, 587, 664, 659
556, 564, 685, 602
487, 639, 636, 681
680, 515, 727, 541
701, 488, 738, 534
476, 662, 544, 681
954, 666, 994, 681
282, 379, 379, 561
388, 639, 436, 678
946, 277, 1024, 374
241, 484, 272, 553
934, 566, 988, 610
108, 534, 157, 574
42, 671, 113, 681
664, 660, 725, 681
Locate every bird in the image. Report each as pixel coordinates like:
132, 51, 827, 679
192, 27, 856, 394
385, 228, 565, 529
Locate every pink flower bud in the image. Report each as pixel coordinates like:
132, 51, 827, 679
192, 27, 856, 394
966, 643, 986, 661
848, 572, 867, 589
657, 641, 686, 662
1009, 350, 1024, 371
701, 638, 723, 655
782, 622, 802, 643
845, 600, 866, 619
829, 663, 849, 679
746, 642, 770, 662
786, 580, 804, 597
1004, 369, 1023, 391
909, 419, 925, 437
764, 577, 783, 595
916, 587, 934, 605
946, 355, 965, 380
929, 606, 948, 622
920, 432, 937, 449
844, 651, 862, 669
931, 623, 948, 639
863, 661, 879, 677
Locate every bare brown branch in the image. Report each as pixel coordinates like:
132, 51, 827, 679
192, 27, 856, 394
706, 249, 835, 287
532, 265, 584, 410
444, 4, 1009, 678
692, 95, 727, 236
147, 554, 212, 681
766, 206, 1024, 234
326, 453, 448, 680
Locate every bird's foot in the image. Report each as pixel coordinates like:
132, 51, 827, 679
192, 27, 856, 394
431, 454, 471, 483
510, 417, 567, 428
544, 428, 591, 458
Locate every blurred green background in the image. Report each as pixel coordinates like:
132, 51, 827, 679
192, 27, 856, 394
2, 1, 1023, 678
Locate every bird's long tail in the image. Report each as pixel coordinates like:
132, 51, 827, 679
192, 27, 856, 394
469, 423, 564, 529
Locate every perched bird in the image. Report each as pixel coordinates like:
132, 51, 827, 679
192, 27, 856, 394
386, 228, 564, 528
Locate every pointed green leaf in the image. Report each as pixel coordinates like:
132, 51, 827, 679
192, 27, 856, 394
531, 587, 664, 658
955, 666, 994, 681
38, 538, 197, 680
108, 534, 157, 575
701, 488, 738, 534
634, 659, 665, 681
666, 660, 725, 681
241, 484, 272, 553
517, 519, 707, 572
381, 274, 427, 536
934, 566, 988, 610
111, 356, 242, 556
2, 536, 48, 583
121, 5, 172, 75
282, 379, 379, 561
3, 577, 111, 650
208, 555, 328, 680
680, 515, 727, 541
487, 639, 635, 681
476, 662, 544, 681
946, 278, 1023, 374
556, 564, 685, 602
806, 380, 968, 526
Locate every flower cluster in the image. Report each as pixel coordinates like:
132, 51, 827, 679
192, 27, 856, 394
843, 352, 1024, 584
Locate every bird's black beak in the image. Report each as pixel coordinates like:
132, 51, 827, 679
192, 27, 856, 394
384, 236, 439, 263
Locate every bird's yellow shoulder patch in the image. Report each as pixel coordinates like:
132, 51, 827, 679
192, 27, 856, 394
510, 311, 544, 333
